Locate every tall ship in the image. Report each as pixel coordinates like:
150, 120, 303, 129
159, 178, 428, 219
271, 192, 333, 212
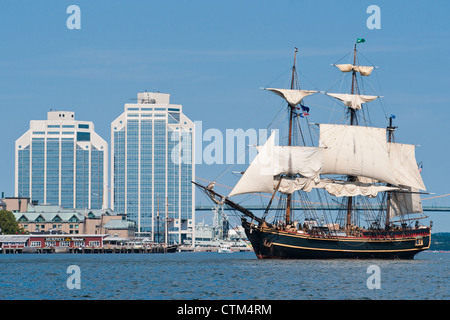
194, 40, 432, 259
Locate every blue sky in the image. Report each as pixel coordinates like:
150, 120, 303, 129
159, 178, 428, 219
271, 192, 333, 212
0, 0, 449, 231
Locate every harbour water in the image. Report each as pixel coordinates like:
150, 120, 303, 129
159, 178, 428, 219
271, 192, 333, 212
0, 251, 448, 300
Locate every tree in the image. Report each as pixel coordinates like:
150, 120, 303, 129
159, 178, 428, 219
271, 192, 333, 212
0, 210, 26, 234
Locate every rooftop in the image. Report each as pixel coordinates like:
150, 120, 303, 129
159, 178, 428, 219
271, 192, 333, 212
47, 111, 75, 121
14, 204, 117, 223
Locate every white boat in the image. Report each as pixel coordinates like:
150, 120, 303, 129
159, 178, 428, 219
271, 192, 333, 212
218, 244, 233, 254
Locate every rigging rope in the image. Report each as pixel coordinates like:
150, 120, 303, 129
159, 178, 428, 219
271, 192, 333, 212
421, 193, 450, 201
195, 176, 449, 205
195, 176, 322, 205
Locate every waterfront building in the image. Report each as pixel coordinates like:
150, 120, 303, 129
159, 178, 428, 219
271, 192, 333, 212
1, 196, 30, 213
13, 204, 135, 238
111, 92, 195, 244
0, 234, 108, 252
27, 234, 108, 250
15, 111, 108, 209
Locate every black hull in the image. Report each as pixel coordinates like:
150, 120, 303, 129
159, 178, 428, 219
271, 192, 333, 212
242, 220, 431, 259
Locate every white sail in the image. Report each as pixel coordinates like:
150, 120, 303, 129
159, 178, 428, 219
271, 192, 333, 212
356, 176, 379, 184
334, 64, 375, 76
265, 88, 317, 107
228, 133, 276, 197
321, 180, 399, 198
276, 177, 319, 194
390, 188, 423, 218
388, 142, 426, 191
276, 177, 399, 197
230, 126, 425, 198
319, 124, 398, 185
272, 146, 323, 180
325, 93, 378, 110
229, 134, 324, 197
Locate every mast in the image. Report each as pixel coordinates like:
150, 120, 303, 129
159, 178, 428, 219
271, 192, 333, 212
346, 42, 358, 232
285, 47, 298, 224
157, 194, 160, 244
349, 43, 357, 124
288, 47, 298, 145
165, 196, 169, 244
385, 116, 397, 228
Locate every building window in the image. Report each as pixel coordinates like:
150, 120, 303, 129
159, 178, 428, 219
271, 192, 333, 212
69, 216, 79, 223
78, 124, 89, 129
45, 241, 56, 247
35, 216, 45, 223
77, 132, 90, 141
30, 241, 41, 247
89, 241, 100, 247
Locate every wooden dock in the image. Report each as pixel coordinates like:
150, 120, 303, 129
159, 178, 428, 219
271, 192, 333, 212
0, 244, 177, 254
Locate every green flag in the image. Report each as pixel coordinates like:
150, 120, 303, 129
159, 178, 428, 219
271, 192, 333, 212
357, 38, 365, 43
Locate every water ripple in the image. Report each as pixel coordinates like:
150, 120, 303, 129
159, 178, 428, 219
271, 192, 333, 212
0, 251, 448, 300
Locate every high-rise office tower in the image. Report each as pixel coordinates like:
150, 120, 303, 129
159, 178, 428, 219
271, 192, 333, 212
111, 92, 195, 244
15, 111, 108, 209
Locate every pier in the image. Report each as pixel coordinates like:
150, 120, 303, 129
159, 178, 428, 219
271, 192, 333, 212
0, 244, 254, 254
0, 244, 177, 254
0, 234, 253, 254
0, 234, 179, 254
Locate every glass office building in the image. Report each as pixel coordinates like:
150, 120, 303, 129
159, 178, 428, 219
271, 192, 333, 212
111, 92, 195, 244
15, 111, 108, 209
